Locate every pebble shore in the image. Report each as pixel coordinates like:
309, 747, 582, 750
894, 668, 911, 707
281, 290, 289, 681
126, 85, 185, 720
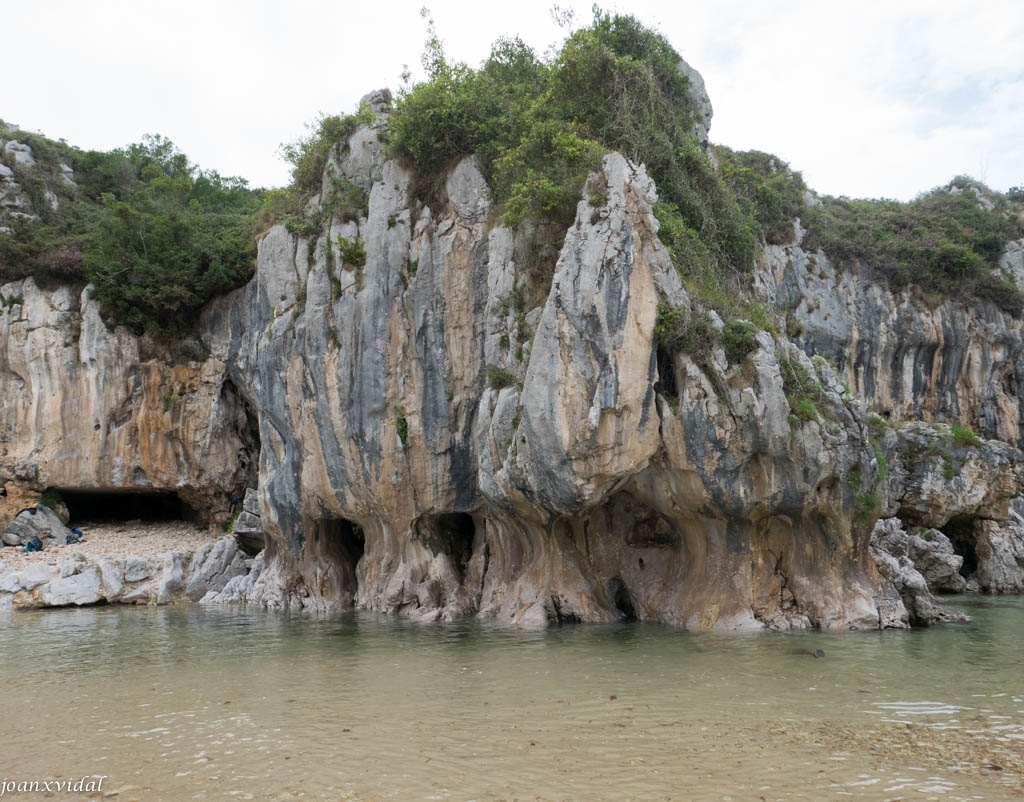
0, 520, 221, 571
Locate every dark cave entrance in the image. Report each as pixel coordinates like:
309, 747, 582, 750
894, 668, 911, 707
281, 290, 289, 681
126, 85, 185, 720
415, 512, 476, 581
314, 517, 365, 602
941, 517, 979, 579
608, 577, 637, 621
57, 489, 197, 524
654, 346, 678, 400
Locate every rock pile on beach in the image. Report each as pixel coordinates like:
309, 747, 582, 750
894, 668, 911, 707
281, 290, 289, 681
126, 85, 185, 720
0, 520, 258, 610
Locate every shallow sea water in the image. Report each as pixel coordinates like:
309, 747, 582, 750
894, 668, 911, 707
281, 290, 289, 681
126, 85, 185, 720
0, 595, 1022, 801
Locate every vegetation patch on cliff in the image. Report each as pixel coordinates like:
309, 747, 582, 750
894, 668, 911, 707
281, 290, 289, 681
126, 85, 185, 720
390, 9, 696, 233
801, 177, 1024, 316
0, 129, 263, 334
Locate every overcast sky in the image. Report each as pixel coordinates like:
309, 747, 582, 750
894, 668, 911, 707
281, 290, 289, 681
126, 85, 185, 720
4, 0, 1022, 201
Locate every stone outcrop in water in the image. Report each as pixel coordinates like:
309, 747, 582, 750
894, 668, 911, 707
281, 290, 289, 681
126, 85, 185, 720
867, 421, 1024, 597
869, 518, 968, 626
5, 72, 1024, 628
188, 104, 885, 630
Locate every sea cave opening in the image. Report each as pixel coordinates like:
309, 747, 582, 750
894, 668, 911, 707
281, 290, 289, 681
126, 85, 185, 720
57, 489, 197, 524
314, 517, 365, 602
415, 512, 476, 582
941, 516, 979, 580
608, 576, 637, 621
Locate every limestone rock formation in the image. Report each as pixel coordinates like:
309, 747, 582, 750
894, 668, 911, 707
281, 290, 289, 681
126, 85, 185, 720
231, 487, 264, 555
880, 421, 1024, 525
677, 59, 713, 149
5, 67, 1024, 629
0, 280, 258, 525
0, 535, 250, 609
758, 231, 1024, 447
2, 503, 70, 546
196, 107, 885, 631
873, 421, 1024, 593
907, 530, 966, 593
869, 518, 968, 626
972, 518, 1024, 592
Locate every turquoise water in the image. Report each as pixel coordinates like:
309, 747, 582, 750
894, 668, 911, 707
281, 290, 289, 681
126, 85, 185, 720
0, 596, 1022, 801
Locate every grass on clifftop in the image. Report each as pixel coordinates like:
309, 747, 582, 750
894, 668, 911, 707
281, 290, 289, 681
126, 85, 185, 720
5, 9, 1023, 338
801, 177, 1024, 316
389, 8, 780, 352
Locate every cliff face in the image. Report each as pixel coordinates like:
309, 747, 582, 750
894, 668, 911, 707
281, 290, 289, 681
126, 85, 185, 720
758, 229, 1024, 446
5, 83, 1024, 627
0, 279, 257, 525
188, 108, 885, 629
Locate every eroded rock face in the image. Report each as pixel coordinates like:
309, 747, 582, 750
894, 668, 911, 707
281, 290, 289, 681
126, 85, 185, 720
874, 421, 1024, 594
879, 422, 1024, 526
869, 518, 969, 626
972, 519, 1024, 592
0, 281, 258, 524
197, 110, 886, 630
758, 233, 1024, 447
0, 536, 249, 608
2, 503, 69, 546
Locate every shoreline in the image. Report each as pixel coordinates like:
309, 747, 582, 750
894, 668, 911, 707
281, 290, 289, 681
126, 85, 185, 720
0, 520, 256, 610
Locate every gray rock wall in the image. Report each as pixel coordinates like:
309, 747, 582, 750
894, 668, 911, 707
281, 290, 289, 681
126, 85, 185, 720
0, 280, 257, 524
197, 111, 886, 630
758, 229, 1024, 446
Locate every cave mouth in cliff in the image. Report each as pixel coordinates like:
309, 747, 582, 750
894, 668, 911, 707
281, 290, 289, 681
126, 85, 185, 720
56, 489, 196, 524
608, 577, 637, 621
941, 516, 979, 579
315, 517, 365, 601
416, 513, 476, 581
655, 346, 678, 400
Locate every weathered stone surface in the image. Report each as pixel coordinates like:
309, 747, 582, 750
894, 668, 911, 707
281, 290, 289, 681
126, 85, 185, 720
11, 84, 1024, 630
880, 422, 1024, 527
2, 504, 70, 546
197, 128, 886, 630
232, 488, 264, 555
41, 565, 102, 606
677, 58, 713, 148
759, 235, 1024, 448
907, 529, 966, 592
124, 555, 150, 582
0, 563, 21, 592
242, 487, 259, 516
156, 552, 185, 604
121, 580, 156, 604
59, 552, 85, 577
3, 141, 35, 166
0, 279, 258, 525
973, 519, 1024, 592
870, 519, 968, 626
203, 550, 265, 604
18, 562, 54, 590
185, 537, 246, 600
96, 556, 125, 600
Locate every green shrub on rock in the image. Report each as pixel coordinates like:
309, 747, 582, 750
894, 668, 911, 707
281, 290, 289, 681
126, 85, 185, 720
723, 320, 759, 364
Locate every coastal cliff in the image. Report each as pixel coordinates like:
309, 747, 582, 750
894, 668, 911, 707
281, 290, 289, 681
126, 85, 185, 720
196, 132, 882, 628
3, 18, 1024, 626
